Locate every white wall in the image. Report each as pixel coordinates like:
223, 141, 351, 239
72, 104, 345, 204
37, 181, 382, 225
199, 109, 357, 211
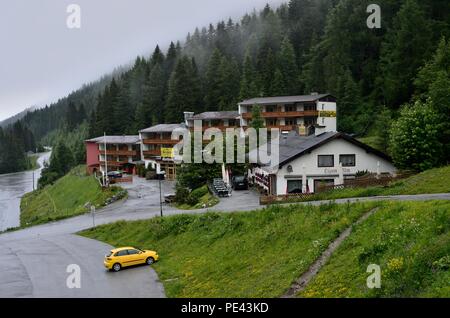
274, 138, 396, 195
316, 101, 337, 134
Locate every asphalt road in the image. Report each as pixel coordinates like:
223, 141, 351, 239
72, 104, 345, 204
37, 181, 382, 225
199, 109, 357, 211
0, 175, 448, 298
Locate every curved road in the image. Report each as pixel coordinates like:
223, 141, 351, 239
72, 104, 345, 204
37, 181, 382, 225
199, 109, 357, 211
0, 175, 448, 297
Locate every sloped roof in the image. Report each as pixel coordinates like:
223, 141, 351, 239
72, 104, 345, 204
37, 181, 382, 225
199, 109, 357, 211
248, 131, 391, 171
86, 135, 140, 144
239, 94, 335, 106
190, 111, 239, 120
139, 123, 186, 133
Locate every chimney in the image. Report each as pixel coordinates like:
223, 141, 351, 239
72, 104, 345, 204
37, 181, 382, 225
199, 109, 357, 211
310, 92, 318, 96
184, 111, 194, 126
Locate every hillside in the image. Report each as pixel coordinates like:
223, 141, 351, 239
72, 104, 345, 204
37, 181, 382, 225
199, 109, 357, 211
81, 200, 449, 297
2, 0, 449, 175
20, 165, 126, 227
300, 201, 450, 297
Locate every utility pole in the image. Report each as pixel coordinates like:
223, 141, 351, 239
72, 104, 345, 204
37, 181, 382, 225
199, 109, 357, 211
104, 132, 108, 187
158, 171, 166, 217
91, 205, 96, 227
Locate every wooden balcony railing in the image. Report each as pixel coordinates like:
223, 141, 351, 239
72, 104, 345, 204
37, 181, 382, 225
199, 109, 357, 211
103, 150, 137, 156
142, 139, 180, 145
99, 160, 128, 167
143, 149, 161, 157
189, 125, 240, 132
241, 110, 318, 119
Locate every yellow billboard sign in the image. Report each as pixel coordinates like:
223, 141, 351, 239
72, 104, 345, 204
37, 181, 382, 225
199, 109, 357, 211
161, 147, 174, 158
319, 111, 337, 117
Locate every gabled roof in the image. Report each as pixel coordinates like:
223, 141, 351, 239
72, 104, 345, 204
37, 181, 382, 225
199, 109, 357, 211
139, 123, 186, 133
86, 135, 140, 144
190, 111, 239, 120
239, 94, 335, 106
249, 131, 392, 170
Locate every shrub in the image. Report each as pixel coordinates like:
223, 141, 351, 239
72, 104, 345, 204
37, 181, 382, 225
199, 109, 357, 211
186, 185, 209, 206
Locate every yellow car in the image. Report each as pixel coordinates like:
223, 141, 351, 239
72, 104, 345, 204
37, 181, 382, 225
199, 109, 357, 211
104, 247, 159, 272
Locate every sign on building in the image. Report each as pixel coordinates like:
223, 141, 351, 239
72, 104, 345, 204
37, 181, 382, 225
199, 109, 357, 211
161, 147, 174, 158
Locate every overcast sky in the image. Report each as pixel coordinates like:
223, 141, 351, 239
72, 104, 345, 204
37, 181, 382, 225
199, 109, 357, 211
0, 0, 285, 121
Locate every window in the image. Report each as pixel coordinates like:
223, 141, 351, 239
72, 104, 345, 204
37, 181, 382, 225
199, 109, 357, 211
287, 180, 303, 194
285, 105, 295, 112
127, 249, 140, 255
318, 155, 334, 167
265, 105, 275, 112
340, 154, 356, 167
115, 250, 128, 257
266, 119, 277, 126
285, 118, 296, 126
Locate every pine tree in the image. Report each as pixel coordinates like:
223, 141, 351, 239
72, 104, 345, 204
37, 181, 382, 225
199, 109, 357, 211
270, 68, 285, 96
204, 49, 224, 111
378, 0, 432, 107
165, 57, 202, 122
239, 53, 258, 100
218, 57, 240, 110
278, 37, 299, 95
66, 101, 78, 131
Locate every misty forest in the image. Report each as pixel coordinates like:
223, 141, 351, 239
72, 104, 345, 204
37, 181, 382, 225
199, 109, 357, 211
1, 0, 449, 176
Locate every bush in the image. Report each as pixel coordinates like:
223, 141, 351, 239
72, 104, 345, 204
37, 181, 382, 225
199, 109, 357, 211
389, 100, 444, 171
175, 185, 190, 204
186, 185, 209, 205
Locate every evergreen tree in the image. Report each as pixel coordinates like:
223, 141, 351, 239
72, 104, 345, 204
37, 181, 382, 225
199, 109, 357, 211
165, 57, 202, 122
278, 37, 299, 95
378, 0, 432, 107
218, 57, 240, 110
204, 49, 224, 110
239, 53, 258, 100
270, 68, 285, 96
66, 101, 78, 131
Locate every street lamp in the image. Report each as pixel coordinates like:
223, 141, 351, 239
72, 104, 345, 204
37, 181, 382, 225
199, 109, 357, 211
157, 171, 166, 217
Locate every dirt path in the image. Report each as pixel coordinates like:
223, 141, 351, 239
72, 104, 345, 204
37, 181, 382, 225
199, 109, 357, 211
282, 207, 380, 298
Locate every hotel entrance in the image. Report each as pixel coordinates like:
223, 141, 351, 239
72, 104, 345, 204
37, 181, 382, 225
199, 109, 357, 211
160, 163, 177, 180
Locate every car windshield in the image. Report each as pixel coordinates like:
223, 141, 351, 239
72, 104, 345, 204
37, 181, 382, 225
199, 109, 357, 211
235, 176, 245, 182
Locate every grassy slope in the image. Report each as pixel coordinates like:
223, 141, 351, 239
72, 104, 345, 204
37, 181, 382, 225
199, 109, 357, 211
300, 201, 450, 298
176, 191, 220, 210
281, 165, 450, 204
21, 165, 124, 227
81, 201, 379, 297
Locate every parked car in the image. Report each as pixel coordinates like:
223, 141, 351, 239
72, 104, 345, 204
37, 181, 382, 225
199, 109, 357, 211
104, 247, 159, 272
107, 171, 123, 179
232, 175, 248, 190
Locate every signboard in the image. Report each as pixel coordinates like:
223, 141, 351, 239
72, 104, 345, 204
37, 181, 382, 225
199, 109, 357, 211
161, 147, 174, 158
319, 111, 337, 118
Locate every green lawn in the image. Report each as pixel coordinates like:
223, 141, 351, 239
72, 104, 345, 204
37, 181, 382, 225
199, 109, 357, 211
300, 200, 450, 298
277, 165, 450, 204
20, 165, 126, 227
80, 201, 379, 297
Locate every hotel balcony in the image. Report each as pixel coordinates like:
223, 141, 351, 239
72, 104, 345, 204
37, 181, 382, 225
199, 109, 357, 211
143, 149, 161, 157
189, 125, 240, 132
142, 138, 180, 145
102, 149, 137, 156
241, 110, 319, 120
99, 160, 129, 167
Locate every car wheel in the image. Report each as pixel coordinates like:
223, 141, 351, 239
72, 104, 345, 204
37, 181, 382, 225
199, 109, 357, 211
112, 263, 121, 272
146, 257, 155, 265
